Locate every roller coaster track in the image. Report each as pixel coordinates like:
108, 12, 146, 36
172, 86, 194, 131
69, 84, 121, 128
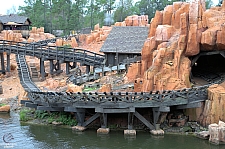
0, 39, 105, 67
8, 38, 225, 130
11, 37, 223, 106
16, 54, 40, 92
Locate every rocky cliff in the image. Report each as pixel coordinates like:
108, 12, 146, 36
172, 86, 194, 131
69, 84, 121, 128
126, 0, 225, 92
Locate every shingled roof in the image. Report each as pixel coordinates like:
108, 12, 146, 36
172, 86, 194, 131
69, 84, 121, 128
0, 14, 31, 25
100, 26, 149, 54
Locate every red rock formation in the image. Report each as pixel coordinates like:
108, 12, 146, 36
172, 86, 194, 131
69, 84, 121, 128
98, 84, 111, 92
126, 0, 225, 92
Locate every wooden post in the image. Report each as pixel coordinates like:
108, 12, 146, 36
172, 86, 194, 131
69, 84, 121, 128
86, 65, 90, 74
128, 112, 134, 130
0, 53, 5, 74
100, 113, 107, 128
49, 60, 54, 75
6, 53, 10, 72
40, 58, 45, 80
66, 62, 69, 75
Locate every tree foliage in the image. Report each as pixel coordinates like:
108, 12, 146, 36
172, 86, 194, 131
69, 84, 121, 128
16, 0, 215, 35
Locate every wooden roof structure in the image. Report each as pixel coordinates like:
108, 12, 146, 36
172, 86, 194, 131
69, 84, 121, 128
100, 26, 149, 54
0, 14, 31, 25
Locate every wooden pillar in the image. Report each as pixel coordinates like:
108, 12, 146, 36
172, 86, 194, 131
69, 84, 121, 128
128, 112, 134, 130
100, 113, 107, 128
0, 53, 5, 74
57, 60, 61, 71
40, 59, 45, 80
6, 53, 10, 72
66, 62, 70, 75
75, 110, 85, 126
86, 65, 90, 74
49, 60, 54, 75
72, 62, 76, 69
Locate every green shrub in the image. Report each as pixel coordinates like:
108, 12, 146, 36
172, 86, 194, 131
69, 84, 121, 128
56, 112, 77, 126
20, 109, 32, 121
0, 103, 6, 107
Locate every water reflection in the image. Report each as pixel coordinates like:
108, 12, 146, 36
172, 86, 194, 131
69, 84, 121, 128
0, 112, 223, 149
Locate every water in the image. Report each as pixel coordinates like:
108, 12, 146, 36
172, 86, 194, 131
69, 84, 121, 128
0, 112, 223, 149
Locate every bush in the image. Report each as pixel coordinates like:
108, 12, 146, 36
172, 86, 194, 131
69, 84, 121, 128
0, 103, 6, 107
20, 108, 32, 121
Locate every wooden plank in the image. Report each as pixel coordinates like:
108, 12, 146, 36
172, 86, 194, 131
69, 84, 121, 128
25, 102, 37, 109
83, 113, 100, 127
134, 111, 155, 130
95, 107, 135, 113
20, 100, 33, 104
64, 107, 85, 112
37, 106, 64, 111
176, 102, 202, 109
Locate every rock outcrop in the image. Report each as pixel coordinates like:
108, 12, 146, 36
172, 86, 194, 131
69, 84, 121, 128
0, 27, 55, 43
208, 121, 225, 145
0, 105, 10, 112
125, 0, 225, 92
199, 84, 225, 126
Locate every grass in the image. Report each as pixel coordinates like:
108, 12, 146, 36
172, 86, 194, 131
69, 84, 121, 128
0, 103, 6, 107
20, 109, 77, 126
83, 85, 100, 92
20, 108, 33, 121
35, 110, 77, 126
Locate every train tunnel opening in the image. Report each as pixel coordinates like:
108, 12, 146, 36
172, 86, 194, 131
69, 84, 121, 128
191, 53, 225, 85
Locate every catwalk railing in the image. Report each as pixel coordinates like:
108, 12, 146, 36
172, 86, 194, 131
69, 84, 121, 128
0, 40, 105, 67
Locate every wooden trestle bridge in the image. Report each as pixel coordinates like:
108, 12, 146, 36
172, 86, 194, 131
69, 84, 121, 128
0, 37, 222, 131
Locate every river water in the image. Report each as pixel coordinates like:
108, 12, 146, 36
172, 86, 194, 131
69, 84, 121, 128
0, 112, 223, 149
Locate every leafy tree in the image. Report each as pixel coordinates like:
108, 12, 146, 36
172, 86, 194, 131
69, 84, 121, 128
136, 0, 180, 20
114, 0, 139, 22
205, 0, 213, 9
6, 5, 17, 15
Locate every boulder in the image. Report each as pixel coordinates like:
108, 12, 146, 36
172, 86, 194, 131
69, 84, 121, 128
163, 5, 173, 25
149, 11, 163, 37
185, 24, 199, 56
208, 121, 225, 145
66, 84, 83, 93
155, 25, 175, 44
98, 84, 111, 92
201, 26, 220, 51
200, 85, 225, 126
0, 105, 10, 112
71, 37, 78, 48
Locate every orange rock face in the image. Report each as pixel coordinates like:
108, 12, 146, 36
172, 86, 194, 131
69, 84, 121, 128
98, 84, 111, 92
0, 105, 10, 112
198, 84, 225, 126
129, 0, 221, 92
66, 84, 84, 93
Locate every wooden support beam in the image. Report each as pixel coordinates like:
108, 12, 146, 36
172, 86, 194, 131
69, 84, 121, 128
6, 54, 10, 72
83, 113, 100, 127
152, 108, 161, 128
95, 107, 135, 113
0, 53, 5, 74
134, 111, 155, 130
66, 62, 70, 75
37, 106, 64, 111
40, 59, 45, 80
75, 110, 85, 126
49, 60, 54, 75
25, 102, 37, 109
100, 113, 107, 128
176, 102, 202, 109
64, 107, 86, 112
20, 100, 33, 104
152, 106, 170, 128
86, 65, 90, 74
128, 112, 134, 130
